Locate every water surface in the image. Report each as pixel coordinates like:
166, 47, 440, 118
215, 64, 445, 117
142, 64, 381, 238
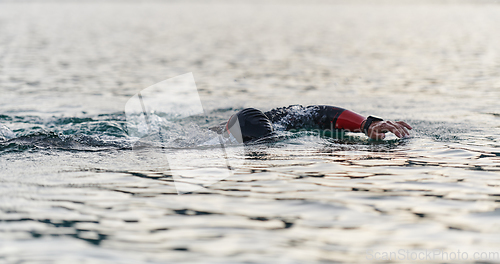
1, 1, 500, 263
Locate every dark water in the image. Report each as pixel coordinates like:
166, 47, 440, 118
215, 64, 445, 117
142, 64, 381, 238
1, 1, 500, 263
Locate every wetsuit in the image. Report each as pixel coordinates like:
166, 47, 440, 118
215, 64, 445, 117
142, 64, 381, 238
264, 105, 365, 132
217, 105, 368, 143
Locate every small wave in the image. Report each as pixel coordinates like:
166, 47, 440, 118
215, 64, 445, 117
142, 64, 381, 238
0, 124, 16, 141
0, 113, 135, 153
0, 131, 131, 153
0, 112, 226, 153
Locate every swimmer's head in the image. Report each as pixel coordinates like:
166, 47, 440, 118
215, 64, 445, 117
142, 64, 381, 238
224, 108, 274, 143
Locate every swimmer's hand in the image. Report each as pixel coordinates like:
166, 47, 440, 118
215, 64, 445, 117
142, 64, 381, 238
364, 120, 412, 140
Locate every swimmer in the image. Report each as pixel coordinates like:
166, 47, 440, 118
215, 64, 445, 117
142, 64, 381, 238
210, 105, 412, 143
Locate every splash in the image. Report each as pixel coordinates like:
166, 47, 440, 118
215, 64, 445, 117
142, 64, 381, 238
0, 124, 15, 141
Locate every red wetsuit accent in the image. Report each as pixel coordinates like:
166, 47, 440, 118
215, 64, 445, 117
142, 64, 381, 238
334, 109, 365, 132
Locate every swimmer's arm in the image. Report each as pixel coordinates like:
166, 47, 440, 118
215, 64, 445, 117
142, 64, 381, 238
336, 109, 412, 139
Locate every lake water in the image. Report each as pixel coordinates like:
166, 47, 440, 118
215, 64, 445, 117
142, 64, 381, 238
1, 1, 500, 263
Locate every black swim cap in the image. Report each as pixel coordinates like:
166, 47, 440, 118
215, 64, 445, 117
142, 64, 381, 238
226, 108, 273, 143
